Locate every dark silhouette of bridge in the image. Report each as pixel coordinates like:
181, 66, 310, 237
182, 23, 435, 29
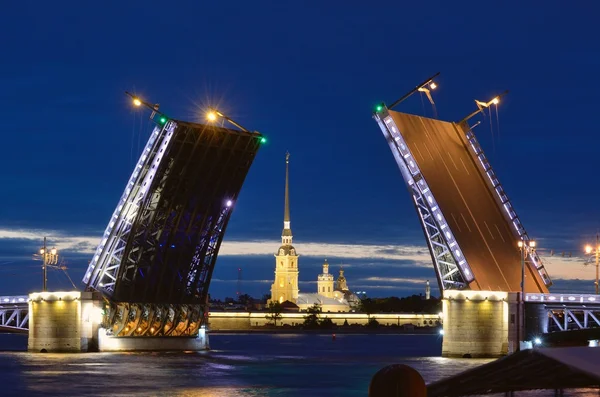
79, 97, 264, 338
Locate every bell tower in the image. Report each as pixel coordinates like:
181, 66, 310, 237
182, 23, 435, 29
317, 259, 334, 298
336, 268, 348, 292
270, 152, 299, 304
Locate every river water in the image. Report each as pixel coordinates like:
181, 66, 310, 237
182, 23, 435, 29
0, 333, 596, 396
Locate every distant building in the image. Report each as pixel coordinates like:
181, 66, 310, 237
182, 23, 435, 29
269, 152, 299, 304
317, 260, 335, 298
269, 153, 353, 312
336, 268, 348, 292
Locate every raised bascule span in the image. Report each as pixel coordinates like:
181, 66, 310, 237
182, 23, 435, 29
372, 81, 558, 357
373, 95, 552, 294
81, 103, 264, 339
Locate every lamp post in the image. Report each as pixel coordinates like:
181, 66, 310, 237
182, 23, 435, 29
584, 234, 600, 295
39, 237, 59, 292
205, 108, 267, 144
517, 239, 536, 348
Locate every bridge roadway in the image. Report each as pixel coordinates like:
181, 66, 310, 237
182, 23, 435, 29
388, 110, 548, 293
1, 292, 599, 334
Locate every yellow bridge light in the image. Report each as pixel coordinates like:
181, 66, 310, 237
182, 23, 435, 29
206, 111, 218, 122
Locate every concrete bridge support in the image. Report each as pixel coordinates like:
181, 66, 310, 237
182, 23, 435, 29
28, 291, 103, 353
28, 290, 210, 352
442, 290, 519, 358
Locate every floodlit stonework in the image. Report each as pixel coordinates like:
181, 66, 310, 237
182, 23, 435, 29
268, 153, 353, 312
441, 290, 519, 358
28, 291, 102, 353
270, 152, 299, 304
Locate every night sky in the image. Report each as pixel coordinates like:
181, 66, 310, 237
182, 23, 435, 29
2, 1, 600, 299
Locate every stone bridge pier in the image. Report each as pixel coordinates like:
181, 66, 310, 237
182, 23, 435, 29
442, 290, 520, 358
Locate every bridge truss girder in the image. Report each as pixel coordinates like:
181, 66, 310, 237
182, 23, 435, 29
0, 297, 29, 332
545, 306, 600, 333
462, 127, 552, 287
83, 117, 262, 333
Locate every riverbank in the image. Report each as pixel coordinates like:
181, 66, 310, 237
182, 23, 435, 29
209, 311, 441, 331
209, 327, 441, 335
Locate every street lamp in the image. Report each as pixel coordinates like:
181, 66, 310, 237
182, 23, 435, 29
205, 107, 267, 144
517, 239, 536, 349
460, 91, 509, 124
39, 237, 59, 292
205, 107, 248, 132
125, 92, 165, 125
206, 111, 218, 122
584, 234, 600, 295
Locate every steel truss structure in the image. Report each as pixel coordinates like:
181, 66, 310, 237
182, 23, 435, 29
374, 106, 552, 292
374, 111, 473, 290
546, 306, 600, 332
463, 127, 552, 287
526, 293, 600, 333
0, 296, 28, 332
83, 118, 262, 336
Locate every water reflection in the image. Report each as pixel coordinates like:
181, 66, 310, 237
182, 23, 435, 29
0, 333, 596, 396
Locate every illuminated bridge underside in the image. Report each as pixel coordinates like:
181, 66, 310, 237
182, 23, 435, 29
83, 119, 261, 336
377, 110, 550, 293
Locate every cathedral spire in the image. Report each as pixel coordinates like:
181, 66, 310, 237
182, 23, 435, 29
282, 152, 293, 245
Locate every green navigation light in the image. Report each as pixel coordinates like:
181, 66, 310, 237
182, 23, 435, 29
159, 116, 167, 124
374, 103, 384, 113
260, 137, 267, 144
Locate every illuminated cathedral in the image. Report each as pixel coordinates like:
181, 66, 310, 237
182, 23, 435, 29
269, 153, 357, 312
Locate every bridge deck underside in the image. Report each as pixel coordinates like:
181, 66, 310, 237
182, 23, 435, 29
110, 122, 261, 304
389, 111, 547, 293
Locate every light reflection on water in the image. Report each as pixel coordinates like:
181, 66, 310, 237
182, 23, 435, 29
0, 333, 596, 396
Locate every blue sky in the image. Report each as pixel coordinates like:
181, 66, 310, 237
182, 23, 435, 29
1, 1, 600, 299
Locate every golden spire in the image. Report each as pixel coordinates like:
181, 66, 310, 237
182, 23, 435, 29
282, 152, 292, 244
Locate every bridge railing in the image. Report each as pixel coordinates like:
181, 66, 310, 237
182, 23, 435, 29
0, 296, 28, 305
464, 128, 552, 288
525, 293, 599, 304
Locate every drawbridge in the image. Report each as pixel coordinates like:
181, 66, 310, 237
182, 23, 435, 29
373, 77, 552, 294
82, 95, 264, 337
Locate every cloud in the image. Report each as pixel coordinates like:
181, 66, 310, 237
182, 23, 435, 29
0, 228, 99, 256
541, 255, 597, 283
0, 228, 434, 263
0, 227, 597, 288
219, 239, 433, 263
